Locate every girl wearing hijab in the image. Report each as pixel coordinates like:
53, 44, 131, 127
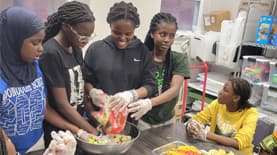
0, 6, 85, 155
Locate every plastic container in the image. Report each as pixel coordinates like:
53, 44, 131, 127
152, 141, 187, 155
249, 83, 263, 106
261, 84, 277, 112
269, 61, 277, 88
260, 130, 277, 153
241, 56, 270, 83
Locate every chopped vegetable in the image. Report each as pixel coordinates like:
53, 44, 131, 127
87, 134, 132, 145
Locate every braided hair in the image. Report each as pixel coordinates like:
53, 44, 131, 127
44, 1, 95, 43
0, 128, 8, 155
106, 1, 140, 28
144, 12, 178, 93
229, 77, 253, 110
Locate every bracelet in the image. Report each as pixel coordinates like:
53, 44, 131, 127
130, 89, 138, 101
96, 124, 103, 137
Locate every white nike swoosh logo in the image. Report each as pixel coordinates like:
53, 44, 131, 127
133, 58, 141, 62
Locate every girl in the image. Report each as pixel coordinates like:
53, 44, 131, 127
128, 12, 190, 129
185, 77, 258, 155
39, 1, 98, 146
83, 1, 157, 124
0, 6, 82, 154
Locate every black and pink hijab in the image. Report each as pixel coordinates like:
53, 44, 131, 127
0, 6, 44, 87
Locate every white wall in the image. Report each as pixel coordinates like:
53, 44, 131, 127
85, 0, 240, 47
88, 0, 161, 42
201, 0, 241, 19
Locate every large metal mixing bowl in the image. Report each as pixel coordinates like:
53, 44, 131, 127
76, 122, 140, 155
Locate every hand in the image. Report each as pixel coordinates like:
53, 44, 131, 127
185, 120, 203, 136
89, 88, 106, 108
128, 99, 152, 120
77, 129, 94, 141
110, 90, 138, 112
185, 120, 207, 141
193, 127, 208, 141
43, 130, 76, 155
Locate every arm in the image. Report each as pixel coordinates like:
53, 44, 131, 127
151, 52, 189, 106
140, 49, 157, 98
233, 108, 258, 150
44, 102, 79, 135
207, 132, 239, 149
51, 87, 98, 135
151, 74, 183, 107
191, 100, 217, 125
84, 82, 95, 114
40, 51, 97, 135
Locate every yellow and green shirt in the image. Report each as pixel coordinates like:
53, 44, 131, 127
192, 99, 258, 155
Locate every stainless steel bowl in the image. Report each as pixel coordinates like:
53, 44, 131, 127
76, 122, 140, 155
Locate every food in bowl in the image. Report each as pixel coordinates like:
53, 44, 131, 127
88, 134, 132, 145
76, 122, 140, 154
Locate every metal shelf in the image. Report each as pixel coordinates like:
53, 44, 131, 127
243, 42, 277, 50
188, 82, 218, 97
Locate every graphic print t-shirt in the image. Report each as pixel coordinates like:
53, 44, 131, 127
0, 62, 46, 154
40, 38, 84, 111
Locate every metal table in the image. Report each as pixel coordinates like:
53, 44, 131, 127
27, 123, 244, 155
77, 122, 244, 155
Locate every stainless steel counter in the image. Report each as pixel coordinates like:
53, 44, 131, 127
77, 122, 244, 155
27, 123, 244, 155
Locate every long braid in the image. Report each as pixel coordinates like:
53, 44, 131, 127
44, 1, 95, 43
144, 12, 178, 93
107, 1, 140, 27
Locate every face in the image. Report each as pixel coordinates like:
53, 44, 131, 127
152, 22, 176, 53
218, 81, 239, 106
20, 30, 45, 63
2, 130, 17, 155
110, 19, 136, 49
67, 21, 95, 48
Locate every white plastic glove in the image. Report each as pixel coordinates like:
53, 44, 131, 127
110, 90, 138, 112
43, 130, 76, 155
76, 129, 94, 141
128, 99, 152, 120
184, 119, 207, 141
194, 127, 208, 141
89, 88, 106, 108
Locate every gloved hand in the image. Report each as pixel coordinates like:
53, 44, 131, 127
193, 127, 208, 141
43, 130, 76, 155
128, 99, 152, 120
110, 90, 138, 112
184, 119, 207, 141
77, 129, 93, 141
89, 88, 106, 108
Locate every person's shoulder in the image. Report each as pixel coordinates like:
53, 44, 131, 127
87, 39, 107, 51
172, 51, 188, 59
246, 106, 258, 114
43, 39, 61, 54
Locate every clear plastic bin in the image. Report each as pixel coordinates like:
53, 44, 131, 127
241, 56, 270, 83
249, 83, 263, 106
269, 61, 277, 88
261, 84, 277, 112
152, 141, 187, 155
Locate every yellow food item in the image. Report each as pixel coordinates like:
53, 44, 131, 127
88, 134, 131, 145
202, 149, 234, 155
165, 145, 201, 155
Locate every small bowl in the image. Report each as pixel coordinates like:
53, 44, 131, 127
76, 122, 140, 155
